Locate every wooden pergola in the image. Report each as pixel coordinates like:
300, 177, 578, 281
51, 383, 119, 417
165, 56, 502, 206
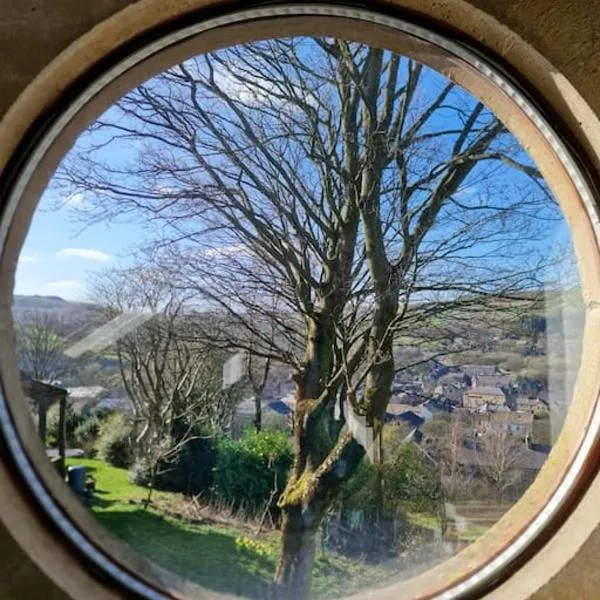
20, 371, 68, 476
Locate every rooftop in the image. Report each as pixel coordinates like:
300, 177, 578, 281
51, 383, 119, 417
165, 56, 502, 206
465, 387, 506, 397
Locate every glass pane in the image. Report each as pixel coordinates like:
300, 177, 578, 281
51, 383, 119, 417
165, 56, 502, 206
13, 34, 584, 599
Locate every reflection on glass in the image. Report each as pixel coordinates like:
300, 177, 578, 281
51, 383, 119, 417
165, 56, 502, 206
13, 36, 583, 599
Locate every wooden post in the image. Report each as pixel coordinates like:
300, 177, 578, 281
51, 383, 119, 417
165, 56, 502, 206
58, 391, 67, 478
38, 395, 47, 447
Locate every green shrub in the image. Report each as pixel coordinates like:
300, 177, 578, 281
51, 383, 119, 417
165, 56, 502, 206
382, 443, 442, 514
95, 412, 133, 468
340, 432, 442, 515
213, 430, 293, 513
231, 414, 291, 439
74, 417, 101, 457
129, 424, 217, 496
90, 406, 115, 421
128, 455, 154, 487
160, 435, 216, 495
335, 458, 380, 511
328, 441, 443, 559
46, 402, 83, 448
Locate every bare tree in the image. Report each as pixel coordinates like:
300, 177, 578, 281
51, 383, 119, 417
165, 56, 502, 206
439, 415, 466, 501
91, 266, 240, 499
193, 304, 279, 433
423, 412, 478, 502
15, 312, 69, 442
15, 312, 67, 382
475, 426, 525, 502
59, 37, 561, 598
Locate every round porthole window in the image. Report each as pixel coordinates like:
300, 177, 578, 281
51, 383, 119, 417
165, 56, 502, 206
1, 4, 599, 600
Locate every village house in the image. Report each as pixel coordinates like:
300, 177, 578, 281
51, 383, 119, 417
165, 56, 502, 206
391, 380, 422, 394
516, 395, 549, 415
474, 410, 534, 438
463, 386, 506, 411
390, 379, 424, 405
422, 398, 452, 418
433, 381, 464, 405
394, 410, 425, 429
390, 390, 422, 406
236, 395, 294, 418
438, 371, 470, 387
385, 403, 425, 425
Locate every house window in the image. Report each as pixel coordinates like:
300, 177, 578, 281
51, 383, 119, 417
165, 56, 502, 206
0, 5, 597, 600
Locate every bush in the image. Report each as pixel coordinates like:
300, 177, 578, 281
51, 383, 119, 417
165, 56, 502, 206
129, 424, 217, 496
160, 434, 217, 495
46, 402, 83, 448
90, 406, 115, 421
231, 414, 291, 439
213, 430, 293, 513
95, 412, 133, 468
335, 458, 380, 511
328, 440, 443, 560
128, 455, 154, 487
382, 443, 442, 514
74, 417, 102, 457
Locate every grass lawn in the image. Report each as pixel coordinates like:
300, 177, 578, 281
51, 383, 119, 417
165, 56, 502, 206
66, 458, 395, 599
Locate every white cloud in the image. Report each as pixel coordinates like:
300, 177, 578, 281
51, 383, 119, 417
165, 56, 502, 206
203, 244, 248, 259
45, 280, 84, 291
219, 70, 317, 110
64, 192, 84, 206
18, 254, 39, 264
154, 185, 176, 195
183, 58, 318, 111
55, 247, 111, 261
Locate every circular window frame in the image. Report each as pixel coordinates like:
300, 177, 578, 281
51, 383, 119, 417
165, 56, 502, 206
1, 3, 600, 600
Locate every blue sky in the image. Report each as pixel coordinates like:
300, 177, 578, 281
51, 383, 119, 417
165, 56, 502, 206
14, 190, 144, 301
13, 40, 579, 302
14, 161, 577, 304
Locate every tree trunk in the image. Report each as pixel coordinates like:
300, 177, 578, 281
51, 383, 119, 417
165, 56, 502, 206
255, 392, 262, 432
38, 398, 47, 446
57, 393, 67, 477
273, 506, 318, 600
273, 429, 365, 600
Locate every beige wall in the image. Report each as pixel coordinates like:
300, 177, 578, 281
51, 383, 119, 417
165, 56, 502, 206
0, 1, 599, 598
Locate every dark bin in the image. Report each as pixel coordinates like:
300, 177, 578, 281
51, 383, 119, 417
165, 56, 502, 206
67, 465, 87, 496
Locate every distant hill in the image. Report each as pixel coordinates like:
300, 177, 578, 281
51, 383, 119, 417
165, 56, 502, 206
12, 294, 95, 319
12, 295, 106, 339
14, 294, 69, 313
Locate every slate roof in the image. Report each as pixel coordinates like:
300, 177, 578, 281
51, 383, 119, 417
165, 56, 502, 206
388, 410, 425, 428
465, 387, 506, 397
